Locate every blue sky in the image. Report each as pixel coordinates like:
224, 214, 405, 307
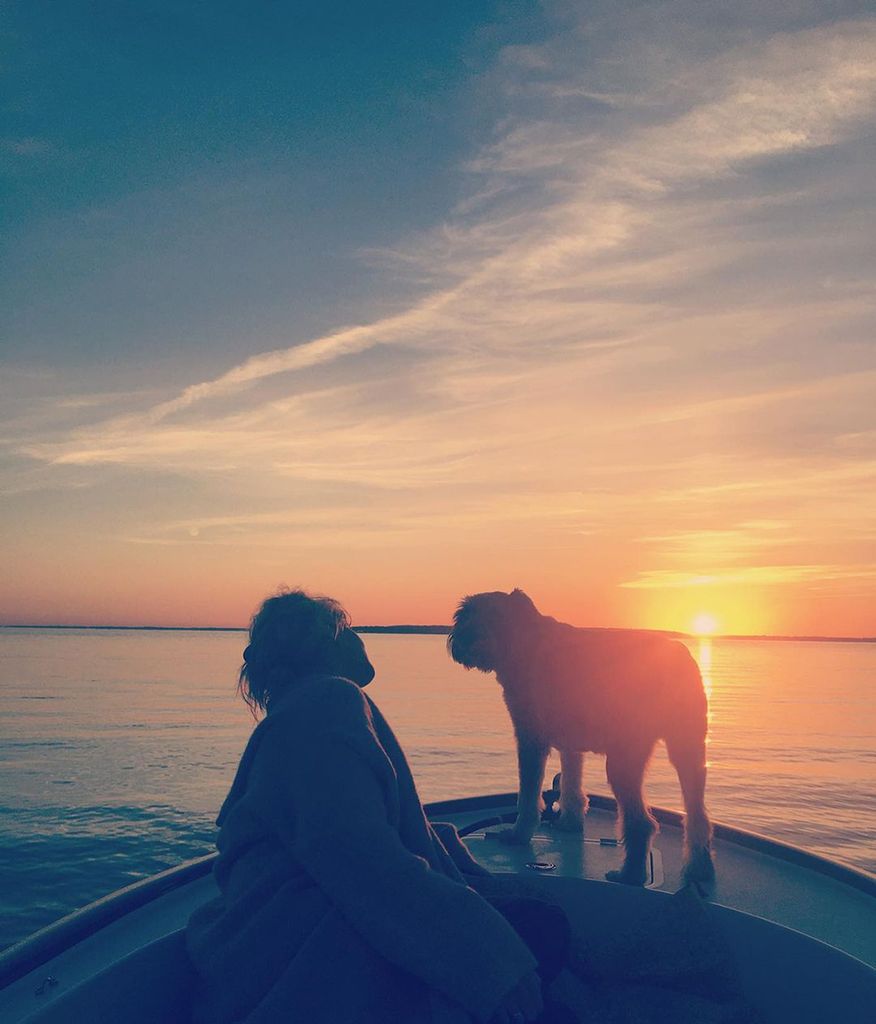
2, 2, 533, 371
1, 2, 874, 632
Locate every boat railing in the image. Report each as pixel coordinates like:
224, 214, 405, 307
2, 789, 874, 991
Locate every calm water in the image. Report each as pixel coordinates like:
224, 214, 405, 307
1, 628, 874, 951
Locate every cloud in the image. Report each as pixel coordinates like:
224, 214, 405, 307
13, 17, 871, 463
1, 137, 54, 157
4, 8, 874, 628
123, 488, 600, 549
622, 563, 876, 589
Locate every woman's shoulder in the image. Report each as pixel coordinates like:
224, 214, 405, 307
268, 675, 371, 728
251, 677, 383, 778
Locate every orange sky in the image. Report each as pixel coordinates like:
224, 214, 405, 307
2, 7, 875, 637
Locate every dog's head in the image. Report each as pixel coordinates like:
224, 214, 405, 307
448, 589, 540, 672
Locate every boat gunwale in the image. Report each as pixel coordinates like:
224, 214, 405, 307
2, 789, 874, 990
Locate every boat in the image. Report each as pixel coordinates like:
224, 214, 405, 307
1, 784, 874, 1023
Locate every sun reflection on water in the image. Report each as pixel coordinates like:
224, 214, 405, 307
697, 636, 713, 687
697, 637, 714, 760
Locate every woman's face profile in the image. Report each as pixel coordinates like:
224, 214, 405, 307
333, 628, 376, 687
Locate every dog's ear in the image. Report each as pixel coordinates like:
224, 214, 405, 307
509, 589, 538, 615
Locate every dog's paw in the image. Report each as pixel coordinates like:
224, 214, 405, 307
605, 867, 647, 886
682, 847, 716, 889
552, 811, 585, 834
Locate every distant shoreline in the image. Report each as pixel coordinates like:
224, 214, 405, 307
0, 623, 873, 643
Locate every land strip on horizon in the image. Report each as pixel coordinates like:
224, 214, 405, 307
1, 624, 874, 643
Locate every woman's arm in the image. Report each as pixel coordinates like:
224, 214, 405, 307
430, 821, 493, 878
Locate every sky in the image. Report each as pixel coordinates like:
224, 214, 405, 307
1, 1, 875, 635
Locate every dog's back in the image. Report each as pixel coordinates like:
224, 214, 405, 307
528, 617, 705, 754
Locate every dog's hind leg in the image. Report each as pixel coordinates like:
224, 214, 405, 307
499, 732, 550, 844
604, 746, 657, 885
555, 750, 587, 833
666, 731, 715, 887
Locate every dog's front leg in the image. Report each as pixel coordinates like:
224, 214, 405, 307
500, 732, 549, 844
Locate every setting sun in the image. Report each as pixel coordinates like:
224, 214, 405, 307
692, 613, 719, 637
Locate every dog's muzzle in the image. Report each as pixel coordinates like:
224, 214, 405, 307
448, 630, 492, 670
447, 633, 466, 665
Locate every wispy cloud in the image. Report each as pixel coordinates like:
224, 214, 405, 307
3, 7, 875, 629
1, 136, 55, 157
13, 19, 871, 452
622, 563, 876, 589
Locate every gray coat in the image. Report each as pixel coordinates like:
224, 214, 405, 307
186, 675, 536, 1023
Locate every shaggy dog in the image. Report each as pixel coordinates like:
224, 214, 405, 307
448, 589, 714, 886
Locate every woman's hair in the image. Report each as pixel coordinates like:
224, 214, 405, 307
238, 588, 351, 714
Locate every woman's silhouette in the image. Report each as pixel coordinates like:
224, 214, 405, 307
186, 589, 572, 1024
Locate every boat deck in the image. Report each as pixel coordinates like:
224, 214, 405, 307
447, 797, 876, 966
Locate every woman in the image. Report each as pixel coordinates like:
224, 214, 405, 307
186, 589, 573, 1024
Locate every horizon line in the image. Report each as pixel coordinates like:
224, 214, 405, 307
0, 623, 874, 643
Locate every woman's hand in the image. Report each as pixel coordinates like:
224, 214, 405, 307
489, 969, 543, 1023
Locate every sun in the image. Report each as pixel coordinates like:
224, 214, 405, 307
691, 612, 719, 636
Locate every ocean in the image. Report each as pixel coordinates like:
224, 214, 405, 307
1, 627, 874, 951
